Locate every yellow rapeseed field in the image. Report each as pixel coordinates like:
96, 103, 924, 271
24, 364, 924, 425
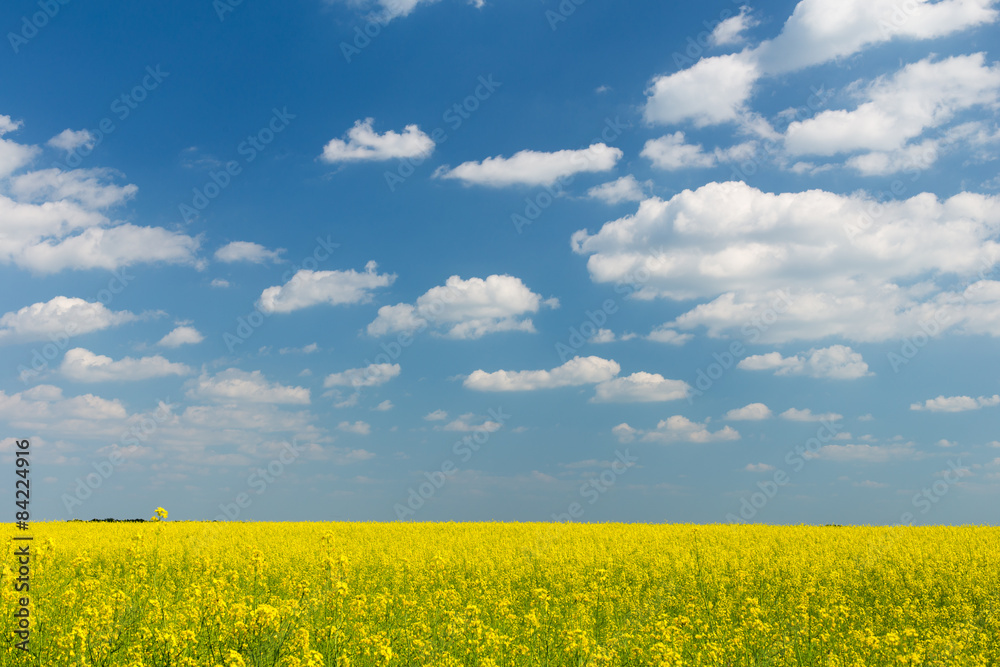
2, 522, 998, 666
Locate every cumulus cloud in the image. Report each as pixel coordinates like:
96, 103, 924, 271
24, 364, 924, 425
638, 415, 741, 443
324, 363, 400, 390
215, 241, 284, 264
738, 345, 872, 379
644, 53, 760, 127
646, 327, 693, 345
59, 348, 191, 382
338, 420, 372, 435
571, 181, 1000, 343
642, 0, 998, 128
373, 400, 393, 411
47, 129, 95, 154
258, 261, 395, 313
587, 175, 648, 204
591, 372, 691, 403
780, 407, 843, 422
465, 356, 620, 391
710, 6, 758, 46
157, 326, 204, 348
642, 132, 718, 170
434, 143, 622, 187
0, 297, 138, 344
440, 413, 503, 432
815, 442, 918, 463
424, 409, 448, 421
367, 274, 557, 339
745, 463, 775, 472
784, 54, 1000, 168
725, 403, 773, 420
612, 423, 638, 443
186, 369, 310, 404
320, 118, 434, 163
0, 122, 200, 272
910, 394, 1000, 412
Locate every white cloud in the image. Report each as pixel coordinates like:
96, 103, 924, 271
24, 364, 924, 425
785, 55, 1000, 163
725, 402, 773, 420
589, 328, 616, 343
640, 415, 741, 443
755, 0, 998, 76
571, 181, 1000, 343
643, 53, 759, 127
710, 6, 758, 46
368, 274, 556, 339
643, 0, 998, 129
338, 420, 372, 435
936, 438, 959, 448
0, 126, 200, 272
612, 423, 637, 443
324, 363, 401, 388
210, 278, 231, 288
441, 413, 502, 432
745, 462, 775, 472
215, 241, 284, 264
329, 0, 444, 23
60, 348, 191, 382
642, 132, 718, 170
424, 409, 448, 421
157, 326, 204, 348
780, 407, 843, 422
0, 297, 138, 344
372, 400, 393, 411
435, 143, 622, 187
738, 345, 872, 379
186, 369, 310, 404
320, 118, 434, 163
815, 442, 918, 463
591, 372, 690, 403
646, 327, 693, 345
259, 261, 395, 313
587, 175, 648, 204
47, 129, 95, 154
279, 343, 319, 355
854, 479, 889, 488
464, 356, 620, 391
910, 394, 1000, 412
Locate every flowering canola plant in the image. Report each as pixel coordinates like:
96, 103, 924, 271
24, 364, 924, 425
1, 522, 998, 666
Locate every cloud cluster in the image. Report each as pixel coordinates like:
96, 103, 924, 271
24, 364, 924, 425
259, 261, 396, 313
464, 356, 691, 403
60, 348, 191, 382
368, 274, 557, 339
320, 118, 434, 163
738, 345, 872, 379
572, 181, 1000, 343
0, 296, 139, 344
186, 369, 311, 405
910, 394, 1000, 412
435, 143, 622, 187
616, 415, 740, 444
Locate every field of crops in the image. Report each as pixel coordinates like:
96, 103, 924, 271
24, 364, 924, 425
2, 522, 998, 666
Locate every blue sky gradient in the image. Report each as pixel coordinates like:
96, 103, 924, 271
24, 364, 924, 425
2, 0, 999, 524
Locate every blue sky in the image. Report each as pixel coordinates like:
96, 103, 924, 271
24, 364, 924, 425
2, 0, 999, 524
